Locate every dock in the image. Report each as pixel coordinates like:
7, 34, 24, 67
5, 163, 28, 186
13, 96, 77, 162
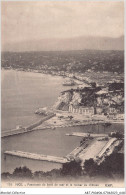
66, 146, 84, 160
1, 113, 55, 138
33, 121, 112, 131
97, 138, 117, 158
66, 132, 108, 137
4, 150, 69, 164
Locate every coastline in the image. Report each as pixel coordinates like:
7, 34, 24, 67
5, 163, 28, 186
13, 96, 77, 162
1, 67, 90, 86
1, 68, 124, 177
34, 119, 124, 131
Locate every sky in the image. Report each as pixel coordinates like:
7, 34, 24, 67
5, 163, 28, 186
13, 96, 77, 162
1, 1, 124, 46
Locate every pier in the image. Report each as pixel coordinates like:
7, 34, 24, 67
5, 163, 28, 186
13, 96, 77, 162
66, 132, 108, 137
1, 113, 55, 138
4, 150, 69, 164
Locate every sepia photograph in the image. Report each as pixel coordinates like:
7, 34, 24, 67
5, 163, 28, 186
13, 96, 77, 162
1, 0, 125, 192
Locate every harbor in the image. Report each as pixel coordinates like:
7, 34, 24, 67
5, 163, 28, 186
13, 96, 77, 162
1, 112, 124, 138
1, 70, 124, 175
4, 132, 123, 168
1, 0, 125, 186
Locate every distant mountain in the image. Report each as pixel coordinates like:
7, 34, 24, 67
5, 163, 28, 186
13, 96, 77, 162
2, 35, 124, 52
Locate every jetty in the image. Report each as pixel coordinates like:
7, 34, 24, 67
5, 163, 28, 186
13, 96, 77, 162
4, 150, 69, 164
1, 113, 55, 138
66, 132, 108, 137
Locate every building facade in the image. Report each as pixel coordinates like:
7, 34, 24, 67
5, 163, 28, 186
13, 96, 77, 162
69, 104, 94, 115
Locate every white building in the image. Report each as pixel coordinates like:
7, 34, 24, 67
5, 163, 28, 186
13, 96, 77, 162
69, 104, 94, 116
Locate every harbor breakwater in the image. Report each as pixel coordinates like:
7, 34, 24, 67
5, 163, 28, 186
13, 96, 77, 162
4, 150, 69, 164
1, 113, 55, 138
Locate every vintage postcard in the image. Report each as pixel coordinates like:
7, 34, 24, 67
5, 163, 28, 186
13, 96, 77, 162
1, 0, 125, 194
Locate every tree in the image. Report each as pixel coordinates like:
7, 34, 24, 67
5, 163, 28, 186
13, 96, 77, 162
61, 160, 82, 176
1, 172, 12, 180
13, 166, 32, 179
84, 158, 98, 176
83, 152, 124, 178
34, 171, 45, 179
100, 153, 124, 176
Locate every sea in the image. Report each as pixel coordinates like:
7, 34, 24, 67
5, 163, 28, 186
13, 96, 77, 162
1, 69, 124, 173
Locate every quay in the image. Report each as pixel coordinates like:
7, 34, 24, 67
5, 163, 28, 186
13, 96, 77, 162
66, 132, 108, 137
66, 146, 84, 160
4, 138, 123, 167
4, 150, 69, 164
96, 138, 117, 158
1, 113, 55, 138
66, 140, 92, 160
33, 120, 112, 131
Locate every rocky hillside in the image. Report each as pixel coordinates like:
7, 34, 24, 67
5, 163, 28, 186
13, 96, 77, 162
53, 83, 124, 115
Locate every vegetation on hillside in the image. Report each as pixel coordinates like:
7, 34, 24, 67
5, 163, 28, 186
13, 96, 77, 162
2, 50, 124, 73
2, 151, 124, 181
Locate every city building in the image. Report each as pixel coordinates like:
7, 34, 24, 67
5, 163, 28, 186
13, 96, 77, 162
69, 104, 94, 116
